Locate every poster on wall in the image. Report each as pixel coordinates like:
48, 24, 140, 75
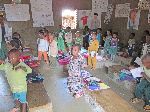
78, 10, 92, 29
4, 4, 30, 21
78, 10, 101, 29
138, 0, 150, 10
92, 0, 108, 13
127, 9, 141, 30
104, 4, 114, 24
30, 0, 54, 27
148, 13, 150, 24
115, 3, 130, 17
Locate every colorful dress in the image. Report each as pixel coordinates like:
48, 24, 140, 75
74, 37, 83, 46
104, 36, 112, 55
67, 55, 86, 97
65, 31, 73, 48
57, 29, 66, 51
109, 38, 118, 55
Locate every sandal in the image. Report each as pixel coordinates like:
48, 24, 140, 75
130, 98, 142, 103
144, 105, 150, 111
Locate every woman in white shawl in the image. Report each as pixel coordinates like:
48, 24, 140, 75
0, 13, 9, 60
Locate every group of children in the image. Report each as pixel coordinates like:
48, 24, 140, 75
0, 23, 150, 112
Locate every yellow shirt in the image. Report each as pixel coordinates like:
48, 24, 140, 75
0, 62, 32, 93
88, 39, 99, 52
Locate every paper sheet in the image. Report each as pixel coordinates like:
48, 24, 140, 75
30, 0, 54, 27
130, 67, 144, 78
92, 0, 108, 13
115, 3, 130, 17
104, 4, 114, 24
138, 0, 150, 10
4, 4, 30, 21
127, 9, 141, 30
134, 57, 143, 66
78, 10, 101, 29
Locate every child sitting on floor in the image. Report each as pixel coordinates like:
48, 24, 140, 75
131, 53, 150, 111
0, 49, 32, 112
67, 44, 87, 98
37, 29, 49, 64
88, 31, 99, 70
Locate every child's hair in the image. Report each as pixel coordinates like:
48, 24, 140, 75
38, 29, 45, 35
97, 28, 102, 31
130, 33, 135, 37
71, 44, 81, 54
94, 13, 98, 16
12, 32, 21, 39
113, 32, 118, 36
144, 30, 150, 35
8, 48, 20, 57
66, 26, 71, 30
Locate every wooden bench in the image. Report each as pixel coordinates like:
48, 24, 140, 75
87, 89, 137, 112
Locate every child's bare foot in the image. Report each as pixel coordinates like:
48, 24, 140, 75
10, 108, 19, 112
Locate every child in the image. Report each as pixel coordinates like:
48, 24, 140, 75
65, 27, 73, 52
57, 25, 66, 52
104, 30, 112, 57
37, 29, 49, 64
74, 31, 83, 47
67, 44, 87, 98
128, 33, 135, 57
0, 49, 32, 112
48, 33, 58, 68
141, 35, 150, 57
83, 28, 90, 50
97, 28, 102, 46
12, 32, 23, 51
109, 32, 119, 61
88, 31, 99, 70
131, 53, 150, 111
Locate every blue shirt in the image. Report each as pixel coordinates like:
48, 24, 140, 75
97, 33, 101, 43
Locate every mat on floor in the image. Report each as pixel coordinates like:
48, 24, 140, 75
87, 89, 137, 112
27, 83, 53, 112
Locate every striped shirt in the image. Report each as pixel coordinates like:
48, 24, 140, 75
141, 43, 150, 57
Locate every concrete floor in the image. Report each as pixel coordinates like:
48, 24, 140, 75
40, 64, 92, 112
0, 60, 145, 112
0, 72, 14, 112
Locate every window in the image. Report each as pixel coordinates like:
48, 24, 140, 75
62, 9, 77, 29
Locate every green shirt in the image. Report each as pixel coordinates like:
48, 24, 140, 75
0, 62, 32, 93
75, 37, 83, 46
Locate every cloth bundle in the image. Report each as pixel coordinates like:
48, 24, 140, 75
118, 69, 134, 81
57, 52, 71, 65
27, 72, 44, 83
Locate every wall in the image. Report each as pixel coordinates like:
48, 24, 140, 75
0, 0, 149, 48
